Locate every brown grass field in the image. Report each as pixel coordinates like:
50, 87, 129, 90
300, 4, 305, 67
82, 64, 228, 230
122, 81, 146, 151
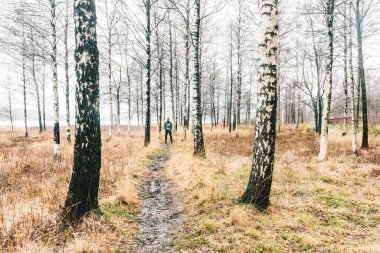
0, 124, 379, 252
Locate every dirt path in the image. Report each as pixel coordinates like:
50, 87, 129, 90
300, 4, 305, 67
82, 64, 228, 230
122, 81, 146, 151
134, 144, 183, 253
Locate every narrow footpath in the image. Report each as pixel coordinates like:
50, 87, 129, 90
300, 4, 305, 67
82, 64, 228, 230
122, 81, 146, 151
134, 144, 183, 253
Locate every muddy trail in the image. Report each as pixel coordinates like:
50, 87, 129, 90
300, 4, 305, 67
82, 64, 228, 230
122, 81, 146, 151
133, 144, 183, 253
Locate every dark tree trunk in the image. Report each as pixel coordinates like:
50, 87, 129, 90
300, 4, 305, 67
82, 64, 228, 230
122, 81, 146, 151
228, 29, 233, 133
22, 28, 28, 138
31, 41, 43, 134
356, 0, 368, 149
144, 0, 152, 147
63, 0, 101, 225
42, 54, 46, 132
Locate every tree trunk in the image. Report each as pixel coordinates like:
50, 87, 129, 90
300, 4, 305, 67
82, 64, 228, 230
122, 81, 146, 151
144, 0, 152, 147
64, 0, 101, 225
355, 0, 369, 149
7, 78, 14, 132
183, 0, 190, 140
64, 0, 71, 142
155, 16, 163, 135
342, 2, 348, 137
108, 30, 113, 139
191, 0, 206, 157
42, 54, 46, 132
128, 67, 132, 134
311, 19, 323, 134
349, 0, 358, 153
239, 0, 278, 210
169, 18, 176, 131
175, 39, 180, 131
136, 77, 140, 126
236, 0, 242, 126
51, 0, 60, 158
117, 67, 122, 133
318, 0, 335, 161
31, 40, 43, 134
229, 28, 233, 133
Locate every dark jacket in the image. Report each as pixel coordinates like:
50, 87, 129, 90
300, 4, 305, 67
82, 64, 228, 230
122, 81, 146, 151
165, 121, 173, 131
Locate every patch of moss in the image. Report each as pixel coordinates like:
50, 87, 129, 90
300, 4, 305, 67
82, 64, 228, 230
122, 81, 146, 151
321, 177, 347, 186
254, 243, 280, 253
246, 230, 260, 240
198, 222, 219, 234
368, 216, 380, 227
354, 202, 378, 214
277, 231, 293, 241
101, 204, 136, 221
320, 215, 340, 227
175, 236, 209, 250
319, 193, 349, 208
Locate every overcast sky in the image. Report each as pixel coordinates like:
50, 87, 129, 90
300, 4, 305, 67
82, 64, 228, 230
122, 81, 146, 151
0, 0, 379, 126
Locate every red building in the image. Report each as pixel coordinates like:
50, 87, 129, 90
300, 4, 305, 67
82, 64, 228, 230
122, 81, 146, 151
329, 116, 362, 125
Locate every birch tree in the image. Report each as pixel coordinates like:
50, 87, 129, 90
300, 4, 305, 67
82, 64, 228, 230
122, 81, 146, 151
235, 0, 243, 129
0, 77, 15, 131
191, 0, 206, 157
342, 1, 349, 136
50, 0, 61, 158
239, 0, 278, 210
318, 0, 335, 161
144, 0, 152, 147
63, 0, 72, 142
64, 0, 102, 225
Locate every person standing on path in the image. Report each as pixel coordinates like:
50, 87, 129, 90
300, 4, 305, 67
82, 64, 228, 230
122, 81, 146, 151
164, 118, 173, 144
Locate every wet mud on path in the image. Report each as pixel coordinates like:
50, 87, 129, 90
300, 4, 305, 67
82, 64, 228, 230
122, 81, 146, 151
133, 144, 183, 253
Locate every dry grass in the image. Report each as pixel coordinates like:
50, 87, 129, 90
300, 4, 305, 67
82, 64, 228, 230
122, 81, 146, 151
1, 124, 379, 252
166, 124, 380, 252
0, 126, 161, 252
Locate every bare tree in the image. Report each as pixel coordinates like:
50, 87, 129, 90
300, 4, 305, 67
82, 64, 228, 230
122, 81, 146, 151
349, 0, 358, 152
0, 77, 15, 131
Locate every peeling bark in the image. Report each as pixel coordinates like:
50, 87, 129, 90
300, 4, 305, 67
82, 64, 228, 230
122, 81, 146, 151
191, 0, 205, 157
318, 0, 335, 161
240, 0, 278, 210
51, 0, 61, 158
64, 0, 101, 225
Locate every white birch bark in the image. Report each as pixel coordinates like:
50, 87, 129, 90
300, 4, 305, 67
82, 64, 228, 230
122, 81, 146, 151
191, 0, 205, 157
51, 0, 61, 158
342, 1, 349, 136
64, 0, 71, 142
318, 0, 335, 161
240, 0, 278, 209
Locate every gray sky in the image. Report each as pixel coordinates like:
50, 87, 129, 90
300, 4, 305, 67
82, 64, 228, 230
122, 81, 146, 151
0, 0, 379, 126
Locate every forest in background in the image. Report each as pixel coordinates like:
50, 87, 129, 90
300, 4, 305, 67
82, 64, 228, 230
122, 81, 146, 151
0, 0, 379, 252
